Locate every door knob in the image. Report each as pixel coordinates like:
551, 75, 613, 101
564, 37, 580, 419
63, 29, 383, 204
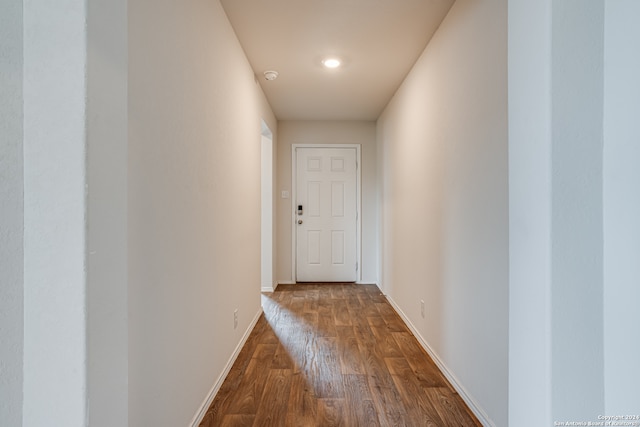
298, 220, 303, 225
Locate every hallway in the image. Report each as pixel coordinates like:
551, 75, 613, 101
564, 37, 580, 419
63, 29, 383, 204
5, 1, 640, 426
200, 284, 480, 426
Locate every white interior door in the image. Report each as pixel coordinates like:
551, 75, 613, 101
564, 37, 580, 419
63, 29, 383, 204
296, 147, 358, 282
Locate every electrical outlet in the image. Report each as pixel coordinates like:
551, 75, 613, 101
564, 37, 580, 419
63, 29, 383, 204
420, 300, 425, 318
234, 309, 238, 329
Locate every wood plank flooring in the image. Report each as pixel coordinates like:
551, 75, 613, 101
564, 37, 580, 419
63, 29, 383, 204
200, 283, 482, 427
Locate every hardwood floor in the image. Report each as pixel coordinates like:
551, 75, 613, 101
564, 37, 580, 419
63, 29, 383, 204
200, 283, 482, 427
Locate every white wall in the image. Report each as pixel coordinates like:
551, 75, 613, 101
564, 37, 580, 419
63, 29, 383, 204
20, 2, 130, 426
0, 1, 23, 425
509, 0, 640, 423
603, 0, 640, 414
22, 2, 89, 425
550, 0, 604, 420
276, 120, 377, 284
86, 0, 129, 425
508, 0, 553, 424
376, 0, 509, 425
128, 0, 276, 425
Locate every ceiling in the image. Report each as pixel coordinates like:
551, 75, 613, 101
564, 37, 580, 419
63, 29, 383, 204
220, 0, 455, 121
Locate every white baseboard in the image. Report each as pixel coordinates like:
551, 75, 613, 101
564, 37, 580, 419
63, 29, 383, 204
385, 296, 494, 427
274, 281, 377, 286
189, 308, 263, 427
260, 282, 280, 292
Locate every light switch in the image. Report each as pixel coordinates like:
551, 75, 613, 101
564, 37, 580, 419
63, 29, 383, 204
281, 190, 290, 199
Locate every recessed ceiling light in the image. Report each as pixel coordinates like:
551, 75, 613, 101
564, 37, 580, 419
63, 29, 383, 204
322, 58, 341, 69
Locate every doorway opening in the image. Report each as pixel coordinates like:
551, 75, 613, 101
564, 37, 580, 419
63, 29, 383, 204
261, 121, 274, 291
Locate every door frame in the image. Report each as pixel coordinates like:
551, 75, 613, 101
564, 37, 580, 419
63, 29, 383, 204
260, 121, 274, 292
291, 144, 362, 283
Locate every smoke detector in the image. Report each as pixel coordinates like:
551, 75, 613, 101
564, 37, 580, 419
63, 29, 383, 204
263, 70, 279, 81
